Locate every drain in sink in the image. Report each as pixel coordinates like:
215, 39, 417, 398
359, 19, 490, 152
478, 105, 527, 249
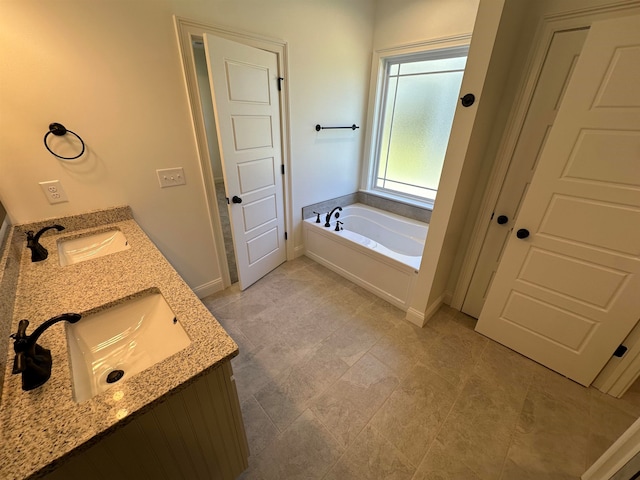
106, 369, 125, 384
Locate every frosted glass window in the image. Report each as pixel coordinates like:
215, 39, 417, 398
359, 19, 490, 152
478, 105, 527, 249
373, 48, 467, 202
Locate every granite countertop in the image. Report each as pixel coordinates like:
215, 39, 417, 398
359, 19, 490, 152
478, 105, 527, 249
0, 207, 238, 480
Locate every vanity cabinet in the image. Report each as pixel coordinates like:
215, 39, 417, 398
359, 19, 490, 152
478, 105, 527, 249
44, 361, 248, 480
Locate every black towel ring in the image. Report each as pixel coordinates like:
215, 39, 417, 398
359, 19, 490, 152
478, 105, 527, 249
43, 123, 85, 160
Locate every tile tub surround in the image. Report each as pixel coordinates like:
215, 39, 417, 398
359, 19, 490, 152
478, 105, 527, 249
302, 192, 431, 224
0, 207, 238, 480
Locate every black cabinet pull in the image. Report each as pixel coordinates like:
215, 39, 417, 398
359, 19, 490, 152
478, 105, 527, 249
497, 215, 509, 225
232, 196, 242, 204
516, 228, 530, 239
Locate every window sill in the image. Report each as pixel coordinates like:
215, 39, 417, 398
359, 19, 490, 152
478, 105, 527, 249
359, 189, 434, 211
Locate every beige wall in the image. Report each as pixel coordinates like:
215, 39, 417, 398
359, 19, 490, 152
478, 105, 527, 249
0, 0, 375, 291
373, 0, 480, 49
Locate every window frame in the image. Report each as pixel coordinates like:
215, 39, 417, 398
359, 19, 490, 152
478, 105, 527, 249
361, 37, 471, 209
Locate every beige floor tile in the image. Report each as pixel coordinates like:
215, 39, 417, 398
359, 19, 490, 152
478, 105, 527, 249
586, 390, 637, 469
369, 319, 436, 380
237, 456, 266, 480
500, 458, 579, 480
248, 270, 314, 302
254, 345, 350, 430
201, 283, 242, 309
412, 439, 483, 480
279, 303, 348, 351
529, 362, 591, 412
503, 384, 590, 478
589, 377, 640, 419
504, 429, 587, 478
240, 396, 279, 457
370, 363, 459, 466
472, 341, 535, 403
216, 317, 256, 354
310, 353, 399, 447
320, 317, 383, 366
433, 374, 522, 480
207, 287, 275, 321
254, 409, 344, 480
518, 388, 590, 437
202, 258, 640, 480
231, 338, 305, 403
418, 312, 487, 387
324, 424, 415, 480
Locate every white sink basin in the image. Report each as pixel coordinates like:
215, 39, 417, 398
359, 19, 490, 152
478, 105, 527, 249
57, 229, 130, 266
66, 292, 191, 403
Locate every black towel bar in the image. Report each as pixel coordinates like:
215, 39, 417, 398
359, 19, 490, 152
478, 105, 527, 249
315, 124, 359, 131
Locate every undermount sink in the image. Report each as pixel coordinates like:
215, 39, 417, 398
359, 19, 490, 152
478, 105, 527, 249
65, 291, 191, 403
57, 229, 130, 266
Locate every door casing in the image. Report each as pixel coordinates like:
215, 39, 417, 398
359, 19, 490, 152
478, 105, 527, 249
173, 16, 293, 289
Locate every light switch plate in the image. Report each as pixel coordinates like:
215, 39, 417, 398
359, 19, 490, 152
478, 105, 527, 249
39, 180, 69, 204
156, 168, 186, 188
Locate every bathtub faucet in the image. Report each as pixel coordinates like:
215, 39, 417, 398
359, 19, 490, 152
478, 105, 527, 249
325, 206, 342, 227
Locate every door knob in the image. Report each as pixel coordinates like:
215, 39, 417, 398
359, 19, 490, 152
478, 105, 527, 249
232, 195, 242, 204
496, 215, 509, 225
516, 228, 530, 239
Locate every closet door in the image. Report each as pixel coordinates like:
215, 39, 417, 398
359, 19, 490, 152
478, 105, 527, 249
462, 28, 587, 319
476, 15, 640, 386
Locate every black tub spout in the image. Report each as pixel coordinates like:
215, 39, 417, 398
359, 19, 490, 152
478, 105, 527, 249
325, 206, 342, 227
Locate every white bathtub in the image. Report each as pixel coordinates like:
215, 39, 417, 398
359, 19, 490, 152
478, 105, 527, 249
303, 204, 428, 310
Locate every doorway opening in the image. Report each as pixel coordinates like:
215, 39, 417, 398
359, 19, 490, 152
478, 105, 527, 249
174, 17, 293, 290
191, 39, 238, 284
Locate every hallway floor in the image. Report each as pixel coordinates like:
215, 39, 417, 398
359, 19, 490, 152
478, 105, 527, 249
202, 257, 640, 480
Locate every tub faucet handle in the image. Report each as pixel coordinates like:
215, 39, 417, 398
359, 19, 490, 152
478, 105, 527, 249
312, 211, 321, 223
335, 221, 343, 232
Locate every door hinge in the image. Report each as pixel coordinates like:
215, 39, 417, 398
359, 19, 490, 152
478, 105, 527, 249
614, 344, 628, 358
284, 232, 288, 240
281, 164, 285, 175
277, 77, 284, 91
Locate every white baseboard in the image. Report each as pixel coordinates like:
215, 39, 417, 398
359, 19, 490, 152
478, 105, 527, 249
405, 290, 453, 328
406, 307, 426, 327
293, 244, 305, 258
424, 293, 447, 323
582, 416, 640, 480
443, 290, 453, 306
192, 278, 224, 299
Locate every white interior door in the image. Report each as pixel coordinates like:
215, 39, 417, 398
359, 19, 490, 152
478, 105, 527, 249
475, 14, 640, 386
204, 34, 287, 290
462, 29, 588, 319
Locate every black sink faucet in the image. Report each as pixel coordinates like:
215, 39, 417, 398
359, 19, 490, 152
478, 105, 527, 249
26, 224, 65, 262
325, 206, 342, 227
11, 313, 81, 391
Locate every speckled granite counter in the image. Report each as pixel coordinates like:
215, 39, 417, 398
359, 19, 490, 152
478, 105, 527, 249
0, 207, 238, 480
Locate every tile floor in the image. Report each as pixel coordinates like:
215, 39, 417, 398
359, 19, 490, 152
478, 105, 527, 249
202, 257, 640, 480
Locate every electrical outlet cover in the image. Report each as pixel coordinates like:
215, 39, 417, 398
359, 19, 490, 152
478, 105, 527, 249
39, 180, 69, 204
